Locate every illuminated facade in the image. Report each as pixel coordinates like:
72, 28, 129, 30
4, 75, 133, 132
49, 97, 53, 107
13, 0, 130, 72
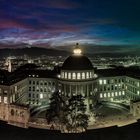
59, 46, 98, 111
0, 46, 140, 129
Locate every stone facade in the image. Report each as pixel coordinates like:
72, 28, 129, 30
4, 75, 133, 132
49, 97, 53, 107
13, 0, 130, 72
0, 103, 29, 128
130, 101, 140, 117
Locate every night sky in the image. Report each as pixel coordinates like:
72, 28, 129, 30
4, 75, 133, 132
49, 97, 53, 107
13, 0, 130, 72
0, 0, 140, 51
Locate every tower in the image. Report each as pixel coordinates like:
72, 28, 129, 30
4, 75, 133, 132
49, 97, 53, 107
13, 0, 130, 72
6, 57, 12, 72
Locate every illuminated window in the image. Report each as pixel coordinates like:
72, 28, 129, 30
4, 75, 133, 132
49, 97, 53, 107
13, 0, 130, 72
86, 72, 89, 79
4, 97, 8, 104
137, 82, 139, 87
119, 91, 121, 96
104, 80, 107, 84
111, 92, 114, 97
90, 72, 92, 78
77, 73, 81, 79
0, 96, 1, 102
65, 72, 67, 79
108, 93, 110, 97
99, 80, 103, 85
100, 93, 103, 98
122, 91, 125, 95
40, 94, 43, 99
137, 91, 140, 95
82, 73, 85, 79
115, 92, 118, 96
104, 93, 107, 98
72, 73, 76, 79
68, 73, 71, 79
61, 72, 64, 78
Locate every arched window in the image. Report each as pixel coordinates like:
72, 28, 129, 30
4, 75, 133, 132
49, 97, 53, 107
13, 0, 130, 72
77, 73, 81, 79
65, 72, 67, 79
86, 72, 89, 79
11, 109, 14, 116
82, 72, 85, 79
68, 73, 71, 79
72, 73, 76, 79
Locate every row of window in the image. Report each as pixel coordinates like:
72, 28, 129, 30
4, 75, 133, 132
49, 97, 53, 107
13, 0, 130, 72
28, 100, 50, 105
126, 79, 140, 87
99, 79, 125, 85
61, 71, 94, 80
29, 81, 55, 86
100, 91, 125, 98
61, 91, 94, 97
99, 84, 125, 92
28, 93, 51, 99
11, 109, 24, 117
127, 86, 140, 95
29, 86, 55, 92
0, 96, 8, 104
0, 89, 8, 94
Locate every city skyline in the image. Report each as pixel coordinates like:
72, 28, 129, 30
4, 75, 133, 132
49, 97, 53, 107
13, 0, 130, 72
0, 0, 140, 53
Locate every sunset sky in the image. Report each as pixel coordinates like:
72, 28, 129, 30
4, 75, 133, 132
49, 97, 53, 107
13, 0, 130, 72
0, 0, 140, 50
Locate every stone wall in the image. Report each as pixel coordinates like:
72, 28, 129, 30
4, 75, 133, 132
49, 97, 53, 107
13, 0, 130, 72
130, 101, 140, 117
0, 103, 30, 128
8, 104, 30, 128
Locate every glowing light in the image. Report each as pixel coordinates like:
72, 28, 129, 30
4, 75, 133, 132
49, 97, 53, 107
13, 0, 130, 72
73, 43, 82, 55
40, 94, 43, 99
73, 48, 82, 55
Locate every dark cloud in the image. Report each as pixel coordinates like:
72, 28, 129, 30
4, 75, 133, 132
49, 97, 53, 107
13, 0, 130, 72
0, 0, 140, 50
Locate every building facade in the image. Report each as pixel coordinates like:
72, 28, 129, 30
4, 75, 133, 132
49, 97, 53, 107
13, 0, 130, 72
0, 46, 140, 127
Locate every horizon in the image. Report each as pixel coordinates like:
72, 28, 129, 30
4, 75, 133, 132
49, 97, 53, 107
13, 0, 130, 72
0, 0, 140, 54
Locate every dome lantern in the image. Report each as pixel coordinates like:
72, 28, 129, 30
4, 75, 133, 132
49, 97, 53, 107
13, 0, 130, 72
73, 43, 82, 55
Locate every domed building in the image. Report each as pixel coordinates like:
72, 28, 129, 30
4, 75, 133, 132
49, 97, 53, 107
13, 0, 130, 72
59, 44, 98, 112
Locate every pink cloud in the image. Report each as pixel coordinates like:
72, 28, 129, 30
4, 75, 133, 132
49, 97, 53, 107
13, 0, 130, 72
0, 19, 31, 29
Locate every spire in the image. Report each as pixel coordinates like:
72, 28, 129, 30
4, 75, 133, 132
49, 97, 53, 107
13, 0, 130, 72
8, 58, 12, 72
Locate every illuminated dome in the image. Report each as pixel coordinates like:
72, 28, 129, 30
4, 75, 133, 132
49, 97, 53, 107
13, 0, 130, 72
62, 43, 93, 70
62, 55, 93, 70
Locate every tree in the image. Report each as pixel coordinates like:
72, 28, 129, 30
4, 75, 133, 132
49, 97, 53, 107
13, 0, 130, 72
46, 92, 89, 132
46, 91, 63, 124
64, 95, 89, 132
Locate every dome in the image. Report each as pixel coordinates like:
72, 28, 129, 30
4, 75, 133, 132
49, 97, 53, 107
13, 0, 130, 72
62, 55, 93, 70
